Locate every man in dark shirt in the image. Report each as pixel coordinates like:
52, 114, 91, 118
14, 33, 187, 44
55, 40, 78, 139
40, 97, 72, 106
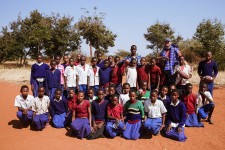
198, 51, 218, 97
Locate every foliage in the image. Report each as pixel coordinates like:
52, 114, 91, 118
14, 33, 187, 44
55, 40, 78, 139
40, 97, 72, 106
193, 19, 225, 70
115, 49, 130, 58
144, 21, 183, 55
75, 7, 117, 56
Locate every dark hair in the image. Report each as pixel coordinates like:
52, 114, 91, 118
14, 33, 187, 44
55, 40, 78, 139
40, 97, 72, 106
104, 59, 109, 63
55, 55, 61, 59
68, 88, 75, 93
171, 89, 180, 96
131, 45, 137, 49
77, 91, 85, 95
129, 89, 136, 95
200, 82, 208, 88
38, 86, 45, 91
111, 94, 119, 99
36, 54, 43, 59
114, 56, 120, 59
141, 57, 146, 60
54, 88, 62, 94
151, 90, 158, 95
108, 84, 116, 90
91, 57, 97, 61
150, 57, 157, 62
123, 83, 130, 88
88, 88, 94, 92
97, 89, 104, 94
20, 85, 29, 92
161, 86, 168, 90
50, 60, 56, 64
186, 83, 193, 88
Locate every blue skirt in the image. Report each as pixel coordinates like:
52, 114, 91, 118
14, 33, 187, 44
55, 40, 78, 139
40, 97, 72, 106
123, 121, 141, 140
144, 118, 162, 135
71, 118, 91, 139
33, 113, 49, 130
17, 110, 33, 126
106, 120, 125, 138
165, 126, 187, 142
185, 113, 204, 127
53, 112, 67, 128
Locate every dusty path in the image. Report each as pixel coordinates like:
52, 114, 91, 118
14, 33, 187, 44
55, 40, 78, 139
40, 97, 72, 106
0, 81, 225, 150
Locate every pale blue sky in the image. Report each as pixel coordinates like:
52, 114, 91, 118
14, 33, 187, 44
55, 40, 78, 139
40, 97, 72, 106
0, 0, 225, 56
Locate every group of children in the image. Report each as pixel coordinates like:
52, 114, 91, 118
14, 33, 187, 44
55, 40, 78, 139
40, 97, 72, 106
14, 50, 216, 142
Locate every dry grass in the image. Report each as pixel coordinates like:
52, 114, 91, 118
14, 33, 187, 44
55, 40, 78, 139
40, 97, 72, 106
0, 63, 224, 86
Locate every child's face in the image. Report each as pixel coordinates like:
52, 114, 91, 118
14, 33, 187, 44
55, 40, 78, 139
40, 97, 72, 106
130, 60, 136, 67
97, 54, 102, 61
151, 92, 158, 103
77, 54, 81, 61
38, 88, 45, 97
104, 61, 109, 68
91, 59, 97, 66
50, 62, 56, 69
206, 52, 212, 61
123, 85, 130, 94
114, 57, 120, 63
186, 85, 192, 94
111, 96, 119, 105
55, 91, 62, 99
129, 92, 136, 102
108, 56, 113, 63
150, 59, 156, 66
140, 58, 146, 66
37, 56, 42, 63
69, 59, 74, 66
55, 57, 61, 65
21, 88, 29, 97
77, 93, 84, 102
68, 90, 75, 98
108, 87, 115, 96
141, 82, 147, 90
80, 57, 86, 65
63, 56, 68, 63
161, 87, 168, 96
97, 91, 104, 100
169, 85, 176, 92
104, 87, 109, 96
200, 84, 207, 92
171, 92, 179, 103
87, 90, 94, 98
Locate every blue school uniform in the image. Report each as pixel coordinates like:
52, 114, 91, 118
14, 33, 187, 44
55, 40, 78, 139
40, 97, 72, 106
50, 97, 68, 128
30, 63, 50, 97
46, 69, 61, 99
99, 67, 112, 88
165, 100, 187, 142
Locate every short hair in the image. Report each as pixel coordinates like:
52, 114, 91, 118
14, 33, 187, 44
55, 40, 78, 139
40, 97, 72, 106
141, 57, 146, 60
55, 55, 61, 59
97, 89, 104, 94
50, 60, 56, 64
200, 82, 208, 88
88, 88, 94, 92
104, 59, 109, 63
186, 83, 193, 88
161, 86, 168, 90
111, 94, 119, 99
131, 45, 137, 49
123, 83, 130, 88
150, 57, 157, 62
109, 84, 116, 90
114, 56, 120, 60
91, 57, 97, 61
151, 90, 158, 95
129, 89, 136, 95
36, 54, 43, 59
38, 86, 45, 91
77, 91, 85, 95
20, 85, 29, 92
171, 89, 180, 96
54, 88, 62, 94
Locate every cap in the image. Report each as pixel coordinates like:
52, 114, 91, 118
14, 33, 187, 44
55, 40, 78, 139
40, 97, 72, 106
164, 38, 171, 42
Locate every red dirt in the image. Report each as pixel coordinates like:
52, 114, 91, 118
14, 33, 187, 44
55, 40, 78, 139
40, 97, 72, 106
0, 81, 225, 150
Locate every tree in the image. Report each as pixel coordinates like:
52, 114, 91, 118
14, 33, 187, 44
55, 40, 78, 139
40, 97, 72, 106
144, 21, 183, 56
115, 49, 130, 58
194, 19, 225, 70
75, 7, 117, 57
44, 14, 81, 58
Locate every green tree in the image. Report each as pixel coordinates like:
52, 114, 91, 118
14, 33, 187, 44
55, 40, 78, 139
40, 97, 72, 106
144, 21, 183, 56
76, 7, 117, 57
194, 19, 225, 70
115, 49, 130, 58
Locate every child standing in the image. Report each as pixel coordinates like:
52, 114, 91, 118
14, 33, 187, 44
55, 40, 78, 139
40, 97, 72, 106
144, 90, 167, 135
137, 81, 151, 104
64, 58, 79, 96
106, 94, 125, 138
50, 89, 68, 128
32, 87, 50, 130
181, 83, 203, 127
158, 86, 171, 107
137, 57, 150, 89
14, 85, 34, 127
88, 89, 109, 139
87, 57, 100, 95
197, 82, 215, 124
123, 90, 145, 140
99, 59, 112, 89
165, 89, 187, 142
30, 55, 49, 97
55, 56, 65, 93
46, 60, 61, 100
119, 83, 130, 106
149, 57, 161, 91
105, 85, 116, 101
71, 91, 92, 139
76, 56, 89, 94
125, 59, 137, 90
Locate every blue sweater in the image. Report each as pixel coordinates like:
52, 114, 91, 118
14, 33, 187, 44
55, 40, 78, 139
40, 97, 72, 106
50, 99, 68, 116
46, 69, 61, 89
99, 67, 112, 85
30, 63, 50, 84
198, 60, 218, 77
166, 101, 186, 128
91, 99, 109, 122
158, 95, 171, 108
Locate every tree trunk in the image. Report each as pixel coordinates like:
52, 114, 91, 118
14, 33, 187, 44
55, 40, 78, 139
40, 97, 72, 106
19, 56, 23, 65
89, 44, 93, 57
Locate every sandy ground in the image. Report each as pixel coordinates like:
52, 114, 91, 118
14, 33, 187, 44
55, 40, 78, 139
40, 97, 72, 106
0, 81, 225, 150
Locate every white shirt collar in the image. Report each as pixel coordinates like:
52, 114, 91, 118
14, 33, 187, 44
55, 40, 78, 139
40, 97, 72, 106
54, 97, 62, 102
170, 100, 180, 106
159, 94, 167, 100
20, 95, 29, 101
36, 62, 43, 66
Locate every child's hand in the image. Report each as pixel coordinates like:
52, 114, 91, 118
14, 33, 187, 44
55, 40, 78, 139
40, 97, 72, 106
97, 122, 104, 129
178, 127, 182, 133
23, 109, 28, 115
160, 124, 165, 131
166, 124, 172, 132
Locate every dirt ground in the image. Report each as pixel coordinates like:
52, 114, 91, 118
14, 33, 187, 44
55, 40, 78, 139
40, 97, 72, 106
0, 81, 225, 150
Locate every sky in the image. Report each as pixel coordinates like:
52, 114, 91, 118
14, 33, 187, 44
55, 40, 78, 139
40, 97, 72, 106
0, 0, 225, 56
